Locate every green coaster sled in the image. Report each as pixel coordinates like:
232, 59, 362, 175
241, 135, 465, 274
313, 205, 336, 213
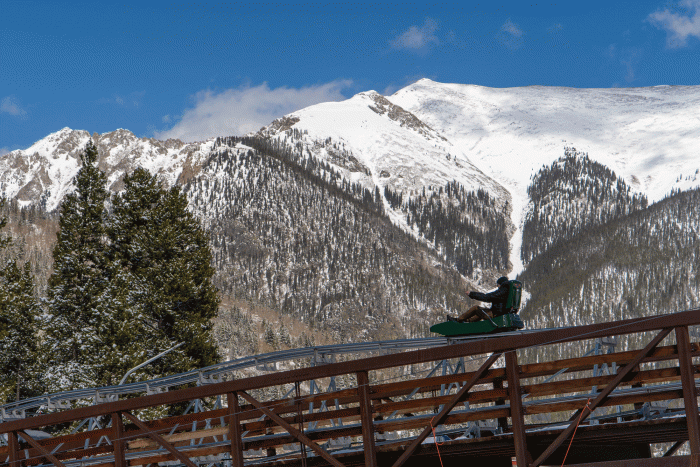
430, 313, 524, 336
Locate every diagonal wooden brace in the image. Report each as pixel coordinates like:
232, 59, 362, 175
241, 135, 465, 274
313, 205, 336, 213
121, 411, 198, 467
238, 391, 345, 467
391, 352, 503, 467
16, 430, 67, 467
532, 328, 672, 467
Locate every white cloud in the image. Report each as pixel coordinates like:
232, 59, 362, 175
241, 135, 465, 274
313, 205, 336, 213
162, 115, 171, 123
1, 96, 27, 117
390, 18, 439, 53
502, 19, 524, 38
499, 19, 525, 50
155, 80, 353, 142
648, 0, 700, 47
0, 147, 10, 157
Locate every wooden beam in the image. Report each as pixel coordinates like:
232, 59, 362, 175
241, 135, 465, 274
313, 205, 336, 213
120, 411, 198, 467
17, 430, 67, 467
111, 413, 126, 467
238, 391, 345, 467
127, 426, 228, 449
227, 392, 244, 467
357, 371, 378, 467
390, 352, 502, 467
566, 455, 700, 467
493, 378, 508, 431
532, 328, 673, 467
3, 310, 700, 436
676, 326, 700, 454
663, 440, 686, 457
506, 351, 531, 467
8, 431, 19, 467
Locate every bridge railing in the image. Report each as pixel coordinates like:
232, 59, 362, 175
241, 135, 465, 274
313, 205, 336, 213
1, 308, 699, 467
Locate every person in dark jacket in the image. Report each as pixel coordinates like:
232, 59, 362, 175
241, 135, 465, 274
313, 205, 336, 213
447, 276, 510, 323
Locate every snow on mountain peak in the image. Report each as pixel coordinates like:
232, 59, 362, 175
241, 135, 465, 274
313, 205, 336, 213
391, 80, 700, 203
256, 88, 508, 209
0, 128, 220, 211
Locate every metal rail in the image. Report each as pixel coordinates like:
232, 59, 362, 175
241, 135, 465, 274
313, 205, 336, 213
0, 330, 539, 421
2, 309, 699, 467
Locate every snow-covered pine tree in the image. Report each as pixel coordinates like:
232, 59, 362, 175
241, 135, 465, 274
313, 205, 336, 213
109, 168, 220, 374
0, 199, 42, 403
0, 260, 41, 403
44, 141, 112, 391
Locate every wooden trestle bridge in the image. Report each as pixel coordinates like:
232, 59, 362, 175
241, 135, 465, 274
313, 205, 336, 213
2, 309, 700, 467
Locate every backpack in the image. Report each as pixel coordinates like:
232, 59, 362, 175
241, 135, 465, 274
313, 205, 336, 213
505, 280, 522, 313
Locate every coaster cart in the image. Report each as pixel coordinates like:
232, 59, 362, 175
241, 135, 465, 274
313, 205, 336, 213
430, 280, 525, 336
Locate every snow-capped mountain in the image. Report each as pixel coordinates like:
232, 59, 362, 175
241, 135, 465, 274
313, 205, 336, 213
391, 79, 700, 202
0, 128, 216, 212
2, 80, 700, 276
252, 80, 700, 273
255, 90, 511, 214
2, 79, 700, 354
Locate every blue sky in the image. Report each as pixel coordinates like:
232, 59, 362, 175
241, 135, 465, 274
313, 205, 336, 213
2, 1, 700, 152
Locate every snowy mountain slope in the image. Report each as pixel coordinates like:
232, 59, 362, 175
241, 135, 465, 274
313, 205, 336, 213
389, 78, 700, 272
0, 128, 217, 211
255, 90, 511, 218
3, 80, 700, 278
391, 79, 700, 201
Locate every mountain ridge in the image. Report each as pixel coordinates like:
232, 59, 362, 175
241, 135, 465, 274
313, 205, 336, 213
2, 79, 699, 305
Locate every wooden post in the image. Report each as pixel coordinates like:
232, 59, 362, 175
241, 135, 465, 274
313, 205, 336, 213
357, 371, 378, 467
227, 392, 245, 467
493, 378, 508, 431
8, 431, 19, 467
506, 351, 530, 467
676, 326, 700, 454
111, 413, 126, 467
295, 381, 307, 466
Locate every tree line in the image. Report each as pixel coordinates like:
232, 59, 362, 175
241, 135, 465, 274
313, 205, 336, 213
521, 148, 648, 266
0, 142, 219, 404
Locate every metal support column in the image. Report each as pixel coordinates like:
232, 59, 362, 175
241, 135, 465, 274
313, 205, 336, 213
357, 371, 378, 467
227, 392, 244, 467
676, 326, 700, 454
506, 351, 530, 467
8, 431, 19, 467
111, 413, 126, 467
493, 378, 508, 432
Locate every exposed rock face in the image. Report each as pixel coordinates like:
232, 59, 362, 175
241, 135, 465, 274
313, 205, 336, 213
366, 91, 446, 142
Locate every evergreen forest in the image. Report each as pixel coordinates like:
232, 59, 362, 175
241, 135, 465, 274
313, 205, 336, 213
1, 137, 699, 405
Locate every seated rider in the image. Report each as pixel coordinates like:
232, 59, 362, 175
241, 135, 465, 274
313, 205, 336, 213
447, 276, 510, 323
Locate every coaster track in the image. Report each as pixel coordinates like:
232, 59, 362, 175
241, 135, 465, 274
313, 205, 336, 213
2, 310, 700, 467
0, 329, 541, 420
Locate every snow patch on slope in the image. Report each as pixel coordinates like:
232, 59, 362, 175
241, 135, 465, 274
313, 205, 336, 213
257, 90, 510, 217
0, 128, 219, 211
391, 79, 700, 274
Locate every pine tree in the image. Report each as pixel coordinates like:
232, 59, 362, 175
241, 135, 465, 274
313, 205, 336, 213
0, 198, 42, 403
44, 141, 112, 391
0, 260, 41, 403
110, 168, 220, 374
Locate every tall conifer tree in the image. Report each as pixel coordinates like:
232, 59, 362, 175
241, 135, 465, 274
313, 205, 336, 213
44, 141, 111, 390
0, 261, 41, 403
0, 199, 42, 403
110, 168, 220, 374
44, 146, 219, 392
